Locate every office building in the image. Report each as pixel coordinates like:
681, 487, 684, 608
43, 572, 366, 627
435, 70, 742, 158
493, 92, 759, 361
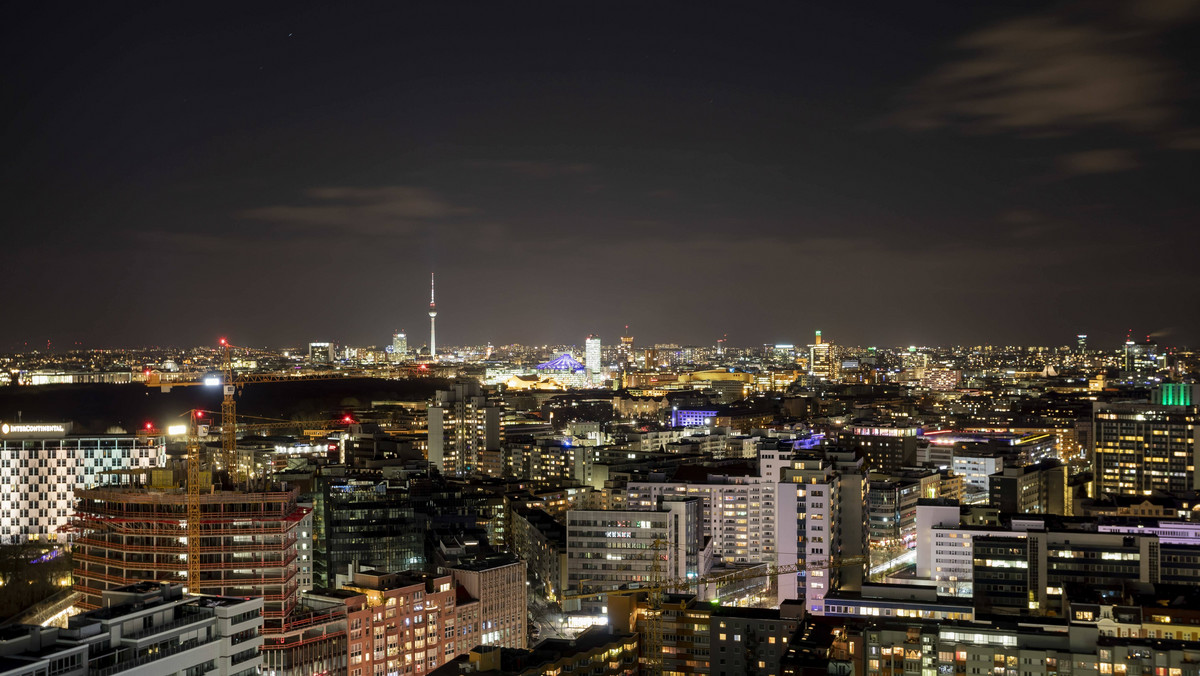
989, 459, 1071, 515
564, 499, 703, 616
808, 331, 834, 381
626, 459, 798, 602
68, 471, 333, 674
392, 332, 408, 361
840, 425, 918, 474
585, 335, 602, 386
0, 422, 162, 544
1093, 398, 1199, 496
427, 382, 503, 476
447, 555, 527, 650
312, 473, 424, 588
308, 342, 335, 364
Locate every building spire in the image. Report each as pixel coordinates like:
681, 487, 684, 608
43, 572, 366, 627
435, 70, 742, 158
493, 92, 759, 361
428, 272, 438, 361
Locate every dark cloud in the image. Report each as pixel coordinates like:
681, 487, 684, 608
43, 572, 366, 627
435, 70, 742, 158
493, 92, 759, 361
1056, 149, 1141, 176
894, 5, 1194, 144
239, 186, 473, 236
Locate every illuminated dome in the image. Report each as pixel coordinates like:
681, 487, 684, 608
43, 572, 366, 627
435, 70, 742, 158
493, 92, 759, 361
536, 353, 585, 373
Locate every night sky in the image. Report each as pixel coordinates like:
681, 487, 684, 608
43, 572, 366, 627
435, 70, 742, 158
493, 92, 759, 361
4, 1, 1198, 350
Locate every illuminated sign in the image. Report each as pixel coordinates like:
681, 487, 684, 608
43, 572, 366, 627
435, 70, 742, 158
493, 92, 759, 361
166, 424, 188, 436
1, 423, 69, 437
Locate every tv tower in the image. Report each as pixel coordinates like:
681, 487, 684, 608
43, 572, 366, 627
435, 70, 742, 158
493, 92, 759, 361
428, 272, 437, 361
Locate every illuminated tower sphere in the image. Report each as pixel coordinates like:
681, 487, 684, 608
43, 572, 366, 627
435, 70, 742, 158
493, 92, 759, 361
429, 273, 437, 361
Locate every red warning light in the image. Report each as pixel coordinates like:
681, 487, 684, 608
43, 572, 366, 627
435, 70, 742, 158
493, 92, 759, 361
145, 422, 153, 430
195, 411, 204, 418
343, 415, 354, 423
219, 337, 227, 345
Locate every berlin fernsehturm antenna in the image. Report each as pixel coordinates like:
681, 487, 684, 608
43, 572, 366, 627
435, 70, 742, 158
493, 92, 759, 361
428, 272, 437, 362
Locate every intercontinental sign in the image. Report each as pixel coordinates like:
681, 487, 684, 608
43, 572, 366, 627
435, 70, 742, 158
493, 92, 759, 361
0, 422, 71, 437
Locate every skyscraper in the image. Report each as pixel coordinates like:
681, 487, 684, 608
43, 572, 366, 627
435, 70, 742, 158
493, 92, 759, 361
808, 330, 833, 380
585, 335, 602, 386
1092, 389, 1199, 496
1076, 333, 1087, 353
428, 272, 437, 361
391, 331, 408, 362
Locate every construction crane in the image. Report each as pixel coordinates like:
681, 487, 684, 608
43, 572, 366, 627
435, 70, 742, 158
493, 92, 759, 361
563, 550, 869, 676
185, 409, 203, 592
195, 410, 355, 479
145, 339, 432, 481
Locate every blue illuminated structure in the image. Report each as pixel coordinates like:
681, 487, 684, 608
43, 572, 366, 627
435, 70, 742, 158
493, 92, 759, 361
536, 354, 585, 373
672, 409, 719, 428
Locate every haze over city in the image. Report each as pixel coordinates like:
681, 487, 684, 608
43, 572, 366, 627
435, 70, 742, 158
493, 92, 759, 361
4, 1, 1198, 349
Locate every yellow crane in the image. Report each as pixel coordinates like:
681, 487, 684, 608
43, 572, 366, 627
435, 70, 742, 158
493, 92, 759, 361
563, 550, 869, 676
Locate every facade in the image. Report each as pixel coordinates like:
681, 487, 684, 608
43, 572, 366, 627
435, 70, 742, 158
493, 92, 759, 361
535, 354, 587, 389
427, 382, 503, 476
709, 606, 802, 676
510, 507, 567, 602
0, 423, 162, 544
68, 474, 340, 675
308, 342, 334, 364
585, 336, 602, 386
564, 500, 703, 615
392, 332, 409, 361
989, 459, 1071, 515
313, 473, 424, 588
0, 582, 262, 676
862, 619, 1200, 676
447, 555, 527, 650
1092, 399, 1199, 496
781, 451, 869, 614
337, 568, 465, 676
626, 463, 798, 601
840, 425, 918, 474
808, 331, 834, 381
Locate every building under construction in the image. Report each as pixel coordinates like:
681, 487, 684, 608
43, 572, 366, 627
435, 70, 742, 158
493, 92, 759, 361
69, 466, 343, 675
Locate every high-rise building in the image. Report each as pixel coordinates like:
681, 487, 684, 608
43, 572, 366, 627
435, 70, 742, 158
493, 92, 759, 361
626, 455, 799, 602
840, 425, 919, 475
336, 568, 474, 676
1077, 333, 1088, 353
988, 459, 1071, 516
808, 331, 834, 381
617, 333, 634, 371
564, 498, 703, 616
313, 473, 424, 587
391, 331, 408, 361
781, 450, 868, 614
448, 555, 528, 649
428, 273, 438, 361
309, 341, 335, 364
69, 472, 336, 675
1093, 394, 1199, 496
585, 335, 602, 386
0, 422, 162, 544
427, 382, 503, 476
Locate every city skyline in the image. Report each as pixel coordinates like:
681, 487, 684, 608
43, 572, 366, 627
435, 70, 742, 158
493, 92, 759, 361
3, 3, 1197, 348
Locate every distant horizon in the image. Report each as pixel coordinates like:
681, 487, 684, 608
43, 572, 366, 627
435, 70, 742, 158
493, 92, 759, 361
3, 332, 1190, 355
